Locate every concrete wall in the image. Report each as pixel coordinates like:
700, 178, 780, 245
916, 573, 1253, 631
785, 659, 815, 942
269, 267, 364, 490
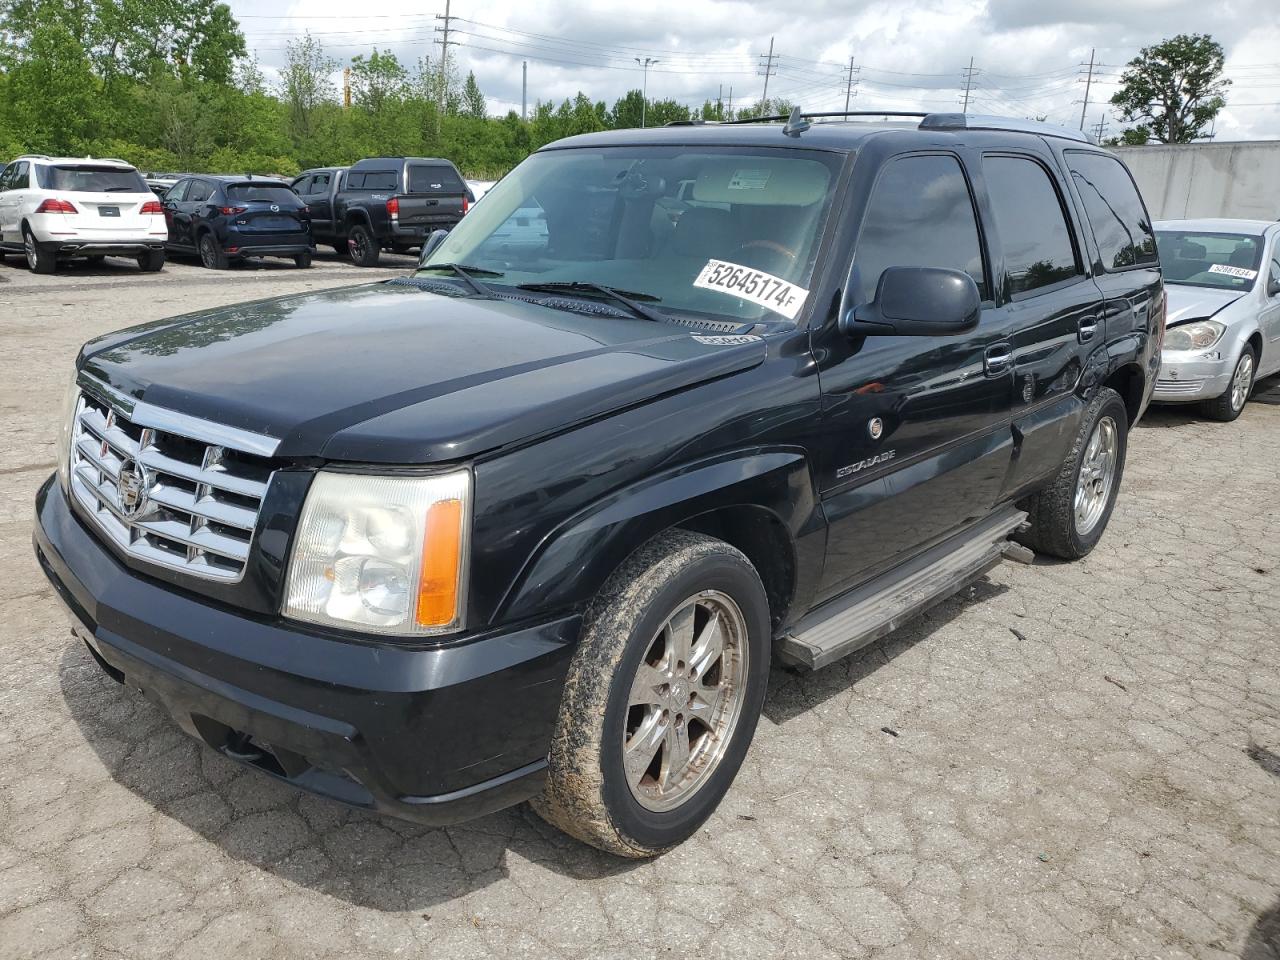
1116, 141, 1280, 221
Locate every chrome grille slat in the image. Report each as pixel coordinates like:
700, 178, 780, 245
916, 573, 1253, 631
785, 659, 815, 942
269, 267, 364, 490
67, 390, 275, 583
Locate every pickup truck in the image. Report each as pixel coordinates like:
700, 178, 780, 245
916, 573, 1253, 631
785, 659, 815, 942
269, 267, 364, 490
291, 157, 471, 266
35, 111, 1163, 858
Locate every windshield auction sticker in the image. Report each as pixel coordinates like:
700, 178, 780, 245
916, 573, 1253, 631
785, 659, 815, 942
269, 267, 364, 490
693, 259, 809, 320
1208, 263, 1258, 280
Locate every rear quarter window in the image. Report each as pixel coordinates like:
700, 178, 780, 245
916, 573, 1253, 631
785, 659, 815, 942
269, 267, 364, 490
37, 165, 148, 193
408, 164, 465, 194
1064, 151, 1157, 272
347, 171, 398, 191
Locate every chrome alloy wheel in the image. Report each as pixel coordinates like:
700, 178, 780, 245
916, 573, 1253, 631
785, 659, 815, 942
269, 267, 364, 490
1231, 351, 1255, 412
24, 232, 37, 270
624, 590, 749, 813
1075, 415, 1118, 536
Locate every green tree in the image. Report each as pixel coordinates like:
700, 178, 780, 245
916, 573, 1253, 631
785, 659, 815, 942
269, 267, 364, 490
280, 33, 336, 141
350, 48, 409, 113
610, 89, 645, 128
645, 98, 691, 127
461, 71, 486, 119
1110, 34, 1230, 143
4, 20, 100, 153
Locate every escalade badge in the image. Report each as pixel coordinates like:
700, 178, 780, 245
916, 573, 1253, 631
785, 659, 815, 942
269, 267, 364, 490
116, 458, 153, 519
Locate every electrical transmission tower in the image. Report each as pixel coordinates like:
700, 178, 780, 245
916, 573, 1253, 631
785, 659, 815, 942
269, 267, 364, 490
1078, 48, 1096, 131
960, 57, 979, 113
758, 37, 777, 106
844, 58, 861, 112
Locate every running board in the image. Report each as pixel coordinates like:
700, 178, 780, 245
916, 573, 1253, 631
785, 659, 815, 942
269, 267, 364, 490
778, 507, 1029, 670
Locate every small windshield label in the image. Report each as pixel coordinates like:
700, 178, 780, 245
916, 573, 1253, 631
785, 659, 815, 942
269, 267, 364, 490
693, 259, 809, 320
727, 168, 771, 190
1208, 263, 1257, 280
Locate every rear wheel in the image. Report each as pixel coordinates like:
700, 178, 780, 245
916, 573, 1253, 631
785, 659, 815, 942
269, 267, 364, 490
23, 227, 56, 274
1203, 345, 1255, 422
531, 530, 770, 857
1016, 387, 1128, 560
294, 249, 313, 269
137, 250, 165, 272
198, 232, 228, 270
347, 224, 380, 267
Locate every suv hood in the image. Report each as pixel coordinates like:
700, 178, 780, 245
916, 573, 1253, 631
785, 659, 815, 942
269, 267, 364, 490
79, 282, 766, 463
1164, 284, 1244, 327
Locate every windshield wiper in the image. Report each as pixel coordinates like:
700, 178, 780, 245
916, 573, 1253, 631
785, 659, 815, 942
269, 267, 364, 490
417, 262, 504, 296
515, 281, 664, 322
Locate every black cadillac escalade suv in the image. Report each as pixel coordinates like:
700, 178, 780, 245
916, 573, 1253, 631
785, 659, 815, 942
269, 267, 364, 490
34, 111, 1163, 858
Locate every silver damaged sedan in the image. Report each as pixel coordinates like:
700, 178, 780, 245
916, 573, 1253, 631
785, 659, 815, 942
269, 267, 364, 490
1153, 219, 1280, 420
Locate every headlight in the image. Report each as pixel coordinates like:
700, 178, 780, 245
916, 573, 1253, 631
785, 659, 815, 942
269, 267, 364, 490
56, 370, 81, 492
1164, 320, 1226, 351
284, 469, 471, 636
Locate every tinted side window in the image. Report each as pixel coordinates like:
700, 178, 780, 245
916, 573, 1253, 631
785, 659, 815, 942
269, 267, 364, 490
359, 171, 398, 192
984, 155, 1080, 297
0, 164, 13, 192
310, 172, 330, 194
345, 172, 365, 189
291, 175, 312, 194
11, 161, 29, 188
408, 163, 464, 194
1065, 152, 1157, 271
187, 180, 210, 203
164, 180, 189, 202
853, 154, 987, 304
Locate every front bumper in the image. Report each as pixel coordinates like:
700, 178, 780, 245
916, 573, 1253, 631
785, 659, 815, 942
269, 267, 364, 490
1153, 351, 1233, 403
34, 476, 578, 825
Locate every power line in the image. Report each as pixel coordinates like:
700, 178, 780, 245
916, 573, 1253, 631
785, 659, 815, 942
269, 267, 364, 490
758, 37, 777, 104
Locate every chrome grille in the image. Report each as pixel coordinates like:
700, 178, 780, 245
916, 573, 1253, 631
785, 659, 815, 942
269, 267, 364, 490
1155, 377, 1205, 396
67, 389, 277, 582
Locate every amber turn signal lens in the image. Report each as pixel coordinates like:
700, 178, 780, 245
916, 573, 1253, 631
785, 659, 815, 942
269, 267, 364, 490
416, 498, 463, 627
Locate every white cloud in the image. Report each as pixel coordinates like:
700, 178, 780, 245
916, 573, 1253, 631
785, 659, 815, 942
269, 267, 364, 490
227, 0, 1280, 138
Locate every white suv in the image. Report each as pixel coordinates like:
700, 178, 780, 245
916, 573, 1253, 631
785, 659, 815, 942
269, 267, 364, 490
0, 156, 167, 274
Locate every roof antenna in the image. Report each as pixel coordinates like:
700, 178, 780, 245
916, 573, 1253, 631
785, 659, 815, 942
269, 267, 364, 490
782, 105, 810, 137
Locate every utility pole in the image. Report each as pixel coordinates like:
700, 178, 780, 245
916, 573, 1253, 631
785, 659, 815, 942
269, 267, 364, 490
342, 67, 351, 109
843, 57, 860, 113
521, 60, 527, 121
1078, 48, 1096, 131
433, 0, 454, 117
727, 85, 733, 120
960, 57, 978, 114
758, 37, 777, 107
1092, 112, 1108, 141
635, 57, 659, 127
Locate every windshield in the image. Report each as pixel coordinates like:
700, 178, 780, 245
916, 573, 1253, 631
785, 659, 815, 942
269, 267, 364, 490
38, 165, 148, 193
420, 146, 842, 323
1156, 230, 1262, 290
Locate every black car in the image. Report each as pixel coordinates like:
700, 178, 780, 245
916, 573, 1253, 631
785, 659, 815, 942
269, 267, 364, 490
35, 111, 1163, 857
292, 157, 471, 266
161, 175, 314, 269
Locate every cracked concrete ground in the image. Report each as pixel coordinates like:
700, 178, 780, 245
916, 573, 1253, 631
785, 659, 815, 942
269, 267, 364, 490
1, 254, 1278, 959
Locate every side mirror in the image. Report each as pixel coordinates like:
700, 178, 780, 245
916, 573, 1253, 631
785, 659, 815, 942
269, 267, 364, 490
419, 228, 449, 265
840, 266, 981, 338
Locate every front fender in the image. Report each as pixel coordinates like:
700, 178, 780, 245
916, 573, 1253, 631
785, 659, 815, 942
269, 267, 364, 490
496, 447, 823, 624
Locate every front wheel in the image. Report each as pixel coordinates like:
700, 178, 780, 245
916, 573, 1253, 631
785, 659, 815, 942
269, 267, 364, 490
531, 530, 770, 858
1017, 387, 1128, 560
1203, 345, 1255, 422
347, 224, 380, 267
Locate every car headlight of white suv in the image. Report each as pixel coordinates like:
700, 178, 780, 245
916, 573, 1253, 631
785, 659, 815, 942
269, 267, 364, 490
284, 469, 471, 636
1163, 319, 1226, 352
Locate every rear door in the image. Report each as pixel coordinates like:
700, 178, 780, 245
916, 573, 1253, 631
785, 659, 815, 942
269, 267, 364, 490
38, 164, 154, 236
977, 149, 1107, 497
222, 183, 310, 241
813, 151, 1014, 598
1060, 150, 1162, 369
398, 162, 468, 234
1261, 233, 1280, 373
177, 179, 211, 248
0, 163, 17, 242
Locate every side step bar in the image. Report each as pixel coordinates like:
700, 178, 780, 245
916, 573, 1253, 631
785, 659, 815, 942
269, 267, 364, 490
777, 507, 1029, 670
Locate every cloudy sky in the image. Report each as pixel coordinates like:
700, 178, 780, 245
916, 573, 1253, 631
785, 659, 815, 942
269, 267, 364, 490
225, 0, 1280, 140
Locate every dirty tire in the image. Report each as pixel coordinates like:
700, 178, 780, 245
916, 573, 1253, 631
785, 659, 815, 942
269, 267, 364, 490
1016, 386, 1128, 560
1202, 344, 1255, 422
531, 529, 770, 858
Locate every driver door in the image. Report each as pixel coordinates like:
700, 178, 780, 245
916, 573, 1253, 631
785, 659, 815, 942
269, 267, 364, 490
811, 152, 1014, 601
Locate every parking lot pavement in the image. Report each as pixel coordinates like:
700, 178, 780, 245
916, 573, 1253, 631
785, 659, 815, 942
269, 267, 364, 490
1, 266, 1278, 960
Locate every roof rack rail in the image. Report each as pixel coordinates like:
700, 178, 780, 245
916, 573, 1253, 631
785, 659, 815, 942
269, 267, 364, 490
919, 113, 1097, 144
15, 154, 51, 160
724, 110, 929, 125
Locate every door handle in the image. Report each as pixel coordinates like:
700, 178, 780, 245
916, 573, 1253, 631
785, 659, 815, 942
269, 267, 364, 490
1078, 316, 1100, 343
984, 344, 1013, 377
